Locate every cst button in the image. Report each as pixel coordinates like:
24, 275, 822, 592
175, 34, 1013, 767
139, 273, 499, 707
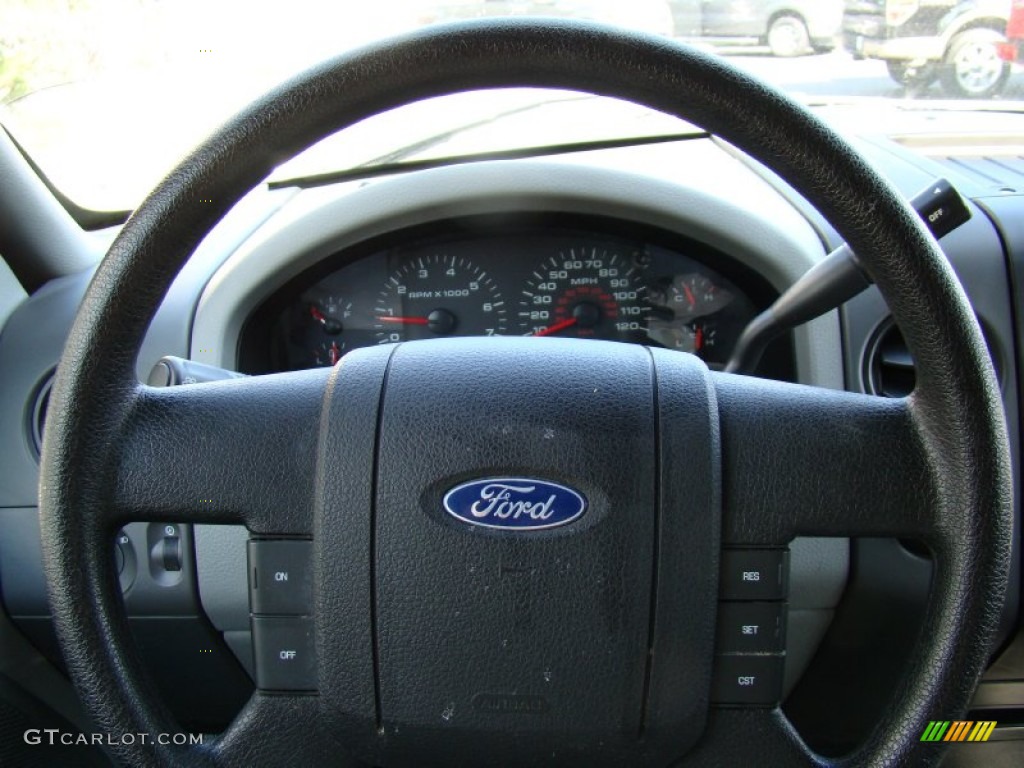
252, 616, 316, 691
711, 654, 784, 706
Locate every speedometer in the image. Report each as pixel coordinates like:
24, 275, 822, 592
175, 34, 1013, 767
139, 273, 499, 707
518, 248, 649, 341
374, 253, 507, 342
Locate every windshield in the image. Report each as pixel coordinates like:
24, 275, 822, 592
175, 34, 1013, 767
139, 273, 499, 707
3, 0, 1023, 211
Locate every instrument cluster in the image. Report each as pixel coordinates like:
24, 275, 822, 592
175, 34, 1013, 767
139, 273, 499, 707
241, 219, 769, 373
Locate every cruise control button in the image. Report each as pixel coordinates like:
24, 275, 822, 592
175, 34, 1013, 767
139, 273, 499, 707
720, 549, 789, 601
252, 616, 316, 691
716, 602, 786, 653
248, 539, 313, 615
710, 654, 784, 706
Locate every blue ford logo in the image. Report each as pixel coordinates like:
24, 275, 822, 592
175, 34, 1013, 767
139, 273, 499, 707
443, 478, 587, 531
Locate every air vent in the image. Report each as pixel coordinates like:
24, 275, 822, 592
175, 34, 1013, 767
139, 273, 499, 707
864, 320, 1001, 398
889, 128, 1024, 193
864, 323, 915, 398
930, 155, 1024, 195
28, 373, 54, 458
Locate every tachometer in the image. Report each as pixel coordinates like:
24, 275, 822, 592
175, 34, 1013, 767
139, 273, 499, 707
374, 253, 507, 342
518, 248, 649, 341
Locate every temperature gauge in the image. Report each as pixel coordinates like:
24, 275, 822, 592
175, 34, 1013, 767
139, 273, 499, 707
668, 273, 732, 321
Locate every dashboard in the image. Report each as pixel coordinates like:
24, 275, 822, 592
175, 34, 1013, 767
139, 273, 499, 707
239, 217, 767, 374
1, 107, 1023, 761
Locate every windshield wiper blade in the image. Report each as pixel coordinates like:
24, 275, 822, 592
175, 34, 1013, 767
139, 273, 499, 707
268, 131, 710, 190
801, 94, 1024, 114
354, 93, 591, 168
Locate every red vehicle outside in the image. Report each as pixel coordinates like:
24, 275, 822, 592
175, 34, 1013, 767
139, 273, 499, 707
999, 0, 1024, 62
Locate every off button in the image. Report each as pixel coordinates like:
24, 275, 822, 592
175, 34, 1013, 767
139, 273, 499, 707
252, 616, 317, 691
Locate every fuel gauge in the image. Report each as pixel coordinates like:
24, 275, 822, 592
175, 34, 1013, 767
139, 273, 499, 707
308, 295, 352, 335
303, 294, 353, 368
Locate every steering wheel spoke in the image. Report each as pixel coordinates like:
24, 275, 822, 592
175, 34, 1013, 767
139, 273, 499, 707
109, 369, 329, 535
713, 373, 935, 545
211, 693, 356, 766
687, 707, 816, 766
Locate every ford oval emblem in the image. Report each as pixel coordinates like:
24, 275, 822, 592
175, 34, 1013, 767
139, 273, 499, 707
443, 477, 587, 531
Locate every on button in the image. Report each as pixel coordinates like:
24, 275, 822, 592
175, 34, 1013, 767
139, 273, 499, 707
248, 540, 313, 615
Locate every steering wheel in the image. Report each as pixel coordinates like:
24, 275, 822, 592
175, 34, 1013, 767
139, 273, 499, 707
39, 19, 1011, 767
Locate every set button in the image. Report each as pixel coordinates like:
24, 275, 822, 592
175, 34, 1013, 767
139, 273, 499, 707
716, 601, 786, 654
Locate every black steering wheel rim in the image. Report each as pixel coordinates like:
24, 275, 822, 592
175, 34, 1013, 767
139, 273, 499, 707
38, 18, 1011, 767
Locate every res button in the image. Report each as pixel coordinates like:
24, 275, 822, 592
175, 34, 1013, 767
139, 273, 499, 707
719, 549, 789, 601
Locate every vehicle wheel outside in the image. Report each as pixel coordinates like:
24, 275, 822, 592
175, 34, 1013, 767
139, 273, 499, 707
886, 59, 938, 87
767, 14, 810, 57
940, 28, 1011, 98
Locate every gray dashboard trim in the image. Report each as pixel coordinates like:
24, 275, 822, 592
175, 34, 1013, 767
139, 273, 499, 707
0, 128, 98, 287
0, 256, 26, 334
191, 154, 842, 390
194, 524, 251, 632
